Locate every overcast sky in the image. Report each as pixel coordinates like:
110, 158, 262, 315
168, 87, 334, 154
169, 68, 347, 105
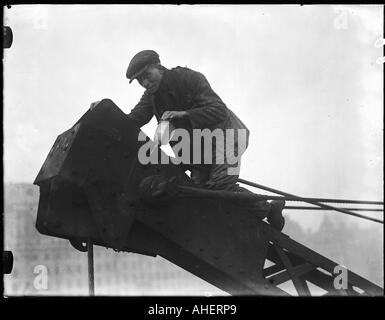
3, 5, 383, 230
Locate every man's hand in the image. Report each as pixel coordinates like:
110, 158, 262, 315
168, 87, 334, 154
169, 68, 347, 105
89, 101, 101, 111
161, 110, 188, 121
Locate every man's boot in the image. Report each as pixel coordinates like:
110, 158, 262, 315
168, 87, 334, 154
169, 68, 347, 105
267, 200, 286, 231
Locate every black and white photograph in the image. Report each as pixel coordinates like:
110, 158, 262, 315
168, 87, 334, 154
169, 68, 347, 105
2, 4, 384, 299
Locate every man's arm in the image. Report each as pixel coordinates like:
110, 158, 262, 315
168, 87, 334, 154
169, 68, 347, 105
126, 91, 154, 128
182, 70, 229, 129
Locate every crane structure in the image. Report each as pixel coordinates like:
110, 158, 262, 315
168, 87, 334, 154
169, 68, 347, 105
33, 99, 383, 296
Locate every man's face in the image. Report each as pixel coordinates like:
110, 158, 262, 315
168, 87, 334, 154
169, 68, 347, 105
136, 65, 163, 94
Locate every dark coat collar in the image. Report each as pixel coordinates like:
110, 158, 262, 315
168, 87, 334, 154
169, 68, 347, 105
155, 67, 172, 94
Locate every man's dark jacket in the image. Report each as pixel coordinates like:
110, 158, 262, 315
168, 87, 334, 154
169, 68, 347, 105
127, 66, 249, 164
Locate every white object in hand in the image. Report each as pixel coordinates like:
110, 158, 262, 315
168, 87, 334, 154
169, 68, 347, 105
154, 120, 175, 146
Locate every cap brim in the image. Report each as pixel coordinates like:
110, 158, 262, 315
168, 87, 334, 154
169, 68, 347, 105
128, 65, 148, 83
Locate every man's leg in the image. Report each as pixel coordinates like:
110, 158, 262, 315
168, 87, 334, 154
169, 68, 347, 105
206, 160, 285, 230
205, 161, 242, 191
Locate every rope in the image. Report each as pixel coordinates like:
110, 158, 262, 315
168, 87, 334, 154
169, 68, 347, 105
238, 178, 383, 224
247, 195, 384, 205
284, 206, 383, 212
87, 239, 95, 296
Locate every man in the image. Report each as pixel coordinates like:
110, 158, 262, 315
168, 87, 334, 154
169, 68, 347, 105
125, 50, 285, 230
126, 49, 250, 192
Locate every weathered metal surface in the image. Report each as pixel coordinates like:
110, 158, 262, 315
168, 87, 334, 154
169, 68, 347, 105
137, 194, 274, 294
138, 174, 271, 218
33, 98, 383, 296
33, 99, 277, 294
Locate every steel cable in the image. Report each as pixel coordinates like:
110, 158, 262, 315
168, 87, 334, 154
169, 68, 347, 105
238, 178, 383, 224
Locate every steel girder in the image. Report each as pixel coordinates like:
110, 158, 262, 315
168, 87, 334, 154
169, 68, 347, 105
33, 99, 383, 296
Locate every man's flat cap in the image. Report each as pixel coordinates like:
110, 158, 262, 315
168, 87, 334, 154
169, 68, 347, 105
126, 50, 160, 83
